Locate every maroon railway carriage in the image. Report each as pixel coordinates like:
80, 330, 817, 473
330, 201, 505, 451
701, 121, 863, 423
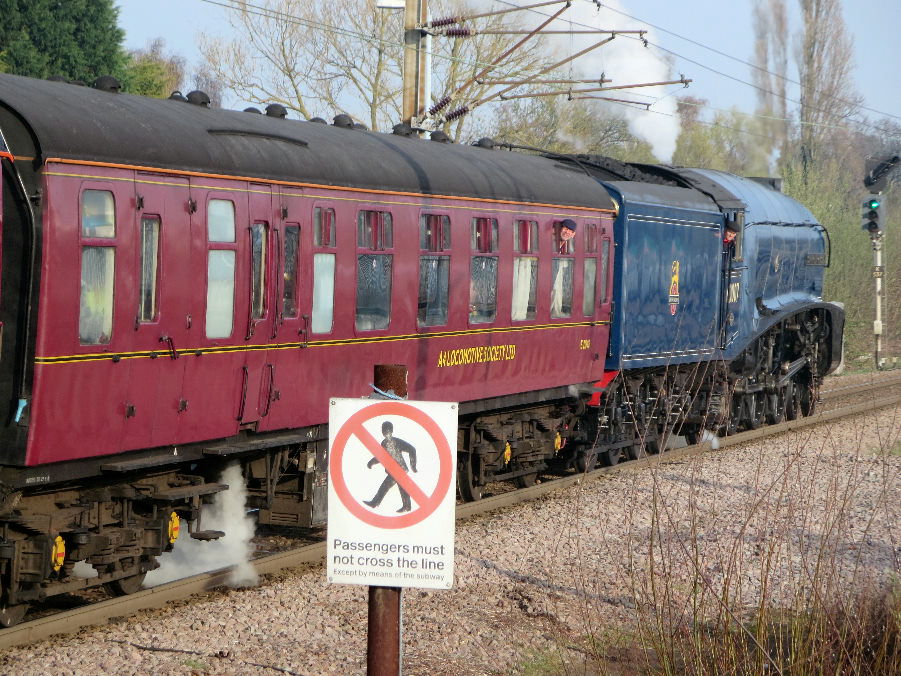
0, 73, 616, 618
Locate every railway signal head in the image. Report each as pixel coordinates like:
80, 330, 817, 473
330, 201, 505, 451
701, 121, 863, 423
862, 197, 884, 234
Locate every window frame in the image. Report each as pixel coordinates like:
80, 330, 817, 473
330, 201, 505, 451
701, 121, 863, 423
78, 188, 119, 345
204, 197, 238, 340
355, 207, 395, 332
311, 203, 338, 335
137, 214, 161, 324
418, 212, 452, 328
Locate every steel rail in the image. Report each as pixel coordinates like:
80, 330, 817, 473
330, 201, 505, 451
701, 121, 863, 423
2, 384, 900, 650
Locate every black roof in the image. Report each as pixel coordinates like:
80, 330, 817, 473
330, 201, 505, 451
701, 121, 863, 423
0, 73, 614, 211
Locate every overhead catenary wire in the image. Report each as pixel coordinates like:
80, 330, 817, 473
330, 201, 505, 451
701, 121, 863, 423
490, 0, 901, 140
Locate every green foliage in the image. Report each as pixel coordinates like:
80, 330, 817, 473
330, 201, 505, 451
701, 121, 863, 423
672, 98, 771, 175
120, 39, 185, 98
0, 0, 126, 83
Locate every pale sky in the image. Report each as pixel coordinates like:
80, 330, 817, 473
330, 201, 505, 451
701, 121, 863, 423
117, 0, 901, 151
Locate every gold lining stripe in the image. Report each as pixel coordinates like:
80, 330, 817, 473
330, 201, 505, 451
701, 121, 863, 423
45, 158, 614, 214
35, 320, 610, 365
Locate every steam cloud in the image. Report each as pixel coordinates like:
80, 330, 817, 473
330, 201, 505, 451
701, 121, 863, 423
546, 0, 680, 161
144, 463, 259, 588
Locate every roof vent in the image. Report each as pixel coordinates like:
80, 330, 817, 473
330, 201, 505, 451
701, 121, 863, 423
474, 137, 495, 149
333, 114, 354, 129
92, 76, 121, 93
392, 123, 415, 137
169, 91, 188, 102
430, 130, 451, 143
266, 103, 287, 118
186, 90, 211, 108
309, 117, 327, 124
244, 106, 262, 114
354, 122, 368, 130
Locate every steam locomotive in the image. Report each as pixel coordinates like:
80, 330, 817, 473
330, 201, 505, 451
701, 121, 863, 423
0, 72, 842, 625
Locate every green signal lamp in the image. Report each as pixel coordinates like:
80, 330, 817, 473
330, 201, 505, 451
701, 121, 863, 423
867, 198, 881, 210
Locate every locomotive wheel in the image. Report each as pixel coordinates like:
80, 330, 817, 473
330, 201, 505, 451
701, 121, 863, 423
784, 380, 800, 421
743, 392, 765, 430
799, 380, 817, 417
104, 572, 147, 596
575, 448, 598, 473
599, 447, 620, 467
765, 390, 784, 425
0, 602, 28, 627
626, 436, 647, 461
457, 453, 483, 502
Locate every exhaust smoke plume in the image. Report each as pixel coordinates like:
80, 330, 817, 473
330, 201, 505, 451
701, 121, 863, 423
548, 0, 680, 161
145, 463, 259, 588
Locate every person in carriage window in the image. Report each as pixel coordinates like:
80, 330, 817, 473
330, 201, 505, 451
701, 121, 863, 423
558, 219, 577, 253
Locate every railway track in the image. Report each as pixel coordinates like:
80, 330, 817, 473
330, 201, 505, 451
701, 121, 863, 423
3, 373, 900, 651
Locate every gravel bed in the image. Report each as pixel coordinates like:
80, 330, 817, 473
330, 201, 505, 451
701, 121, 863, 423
2, 385, 898, 675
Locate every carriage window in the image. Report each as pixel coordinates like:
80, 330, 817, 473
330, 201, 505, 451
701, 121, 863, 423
600, 238, 610, 304
471, 217, 498, 253
81, 190, 115, 238
205, 251, 235, 338
470, 257, 497, 323
283, 225, 299, 318
314, 207, 336, 247
138, 216, 160, 323
584, 223, 599, 253
420, 214, 450, 251
583, 258, 597, 316
551, 258, 573, 318
312, 253, 335, 333
419, 257, 450, 327
208, 199, 235, 242
79, 247, 115, 344
514, 219, 538, 253
250, 223, 268, 320
419, 214, 451, 327
205, 199, 236, 338
357, 210, 393, 331
358, 210, 393, 249
511, 257, 537, 321
356, 255, 392, 330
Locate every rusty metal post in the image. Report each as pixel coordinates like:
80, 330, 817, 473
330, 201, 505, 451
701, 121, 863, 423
367, 364, 408, 675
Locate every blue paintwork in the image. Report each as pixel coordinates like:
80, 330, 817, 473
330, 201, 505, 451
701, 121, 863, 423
602, 182, 724, 370
601, 171, 838, 372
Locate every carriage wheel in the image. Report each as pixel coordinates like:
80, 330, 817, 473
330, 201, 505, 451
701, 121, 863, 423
457, 453, 483, 502
599, 447, 621, 467
784, 380, 801, 421
0, 602, 28, 627
575, 448, 598, 473
104, 572, 147, 596
513, 461, 540, 488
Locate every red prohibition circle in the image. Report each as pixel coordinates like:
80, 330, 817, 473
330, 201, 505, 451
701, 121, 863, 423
330, 401, 453, 529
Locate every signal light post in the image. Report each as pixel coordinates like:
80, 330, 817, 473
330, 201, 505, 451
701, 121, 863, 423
863, 196, 885, 368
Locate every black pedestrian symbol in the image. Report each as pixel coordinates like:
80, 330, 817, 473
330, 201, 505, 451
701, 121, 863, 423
363, 421, 418, 513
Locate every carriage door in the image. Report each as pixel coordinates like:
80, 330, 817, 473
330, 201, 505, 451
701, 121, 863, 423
237, 185, 278, 426
122, 175, 190, 450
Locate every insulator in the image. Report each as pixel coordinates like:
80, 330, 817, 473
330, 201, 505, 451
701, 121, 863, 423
444, 28, 472, 37
429, 96, 451, 115
430, 16, 459, 28
445, 106, 469, 121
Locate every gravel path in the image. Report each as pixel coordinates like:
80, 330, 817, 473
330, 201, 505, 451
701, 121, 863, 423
2, 380, 899, 675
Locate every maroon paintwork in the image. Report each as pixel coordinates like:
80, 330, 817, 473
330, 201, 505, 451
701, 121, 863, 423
28, 161, 615, 465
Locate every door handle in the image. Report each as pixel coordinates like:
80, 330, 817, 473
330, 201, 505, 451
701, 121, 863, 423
159, 335, 178, 360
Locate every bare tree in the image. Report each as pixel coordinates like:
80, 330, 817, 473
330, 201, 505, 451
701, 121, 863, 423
198, 0, 403, 128
795, 0, 860, 172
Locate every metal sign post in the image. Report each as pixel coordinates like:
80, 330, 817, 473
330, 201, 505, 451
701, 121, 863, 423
327, 364, 457, 676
